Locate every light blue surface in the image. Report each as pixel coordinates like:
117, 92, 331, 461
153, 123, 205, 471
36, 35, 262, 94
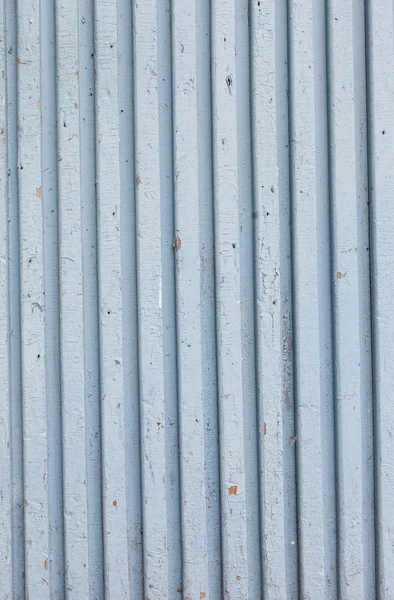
0, 0, 392, 597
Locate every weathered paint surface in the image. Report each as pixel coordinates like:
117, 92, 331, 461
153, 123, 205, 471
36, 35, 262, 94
0, 0, 392, 598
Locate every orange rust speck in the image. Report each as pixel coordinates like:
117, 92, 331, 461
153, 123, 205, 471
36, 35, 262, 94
113, 500, 117, 507
17, 58, 21, 64
27, 539, 32, 546
2, 138, 5, 145
115, 360, 121, 365
229, 485, 238, 495
136, 176, 141, 185
44, 559, 48, 570
177, 588, 182, 593
44, 484, 47, 491
1, 71, 4, 79
67, 587, 72, 591
74, 103, 79, 109
174, 236, 182, 251
156, 422, 161, 427
152, 71, 157, 77
84, 480, 86, 485
37, 186, 43, 199
336, 272, 342, 279
236, 575, 241, 581
18, 126, 22, 134
185, 597, 191, 600
74, 70, 79, 77
7, 441, 10, 448
200, 593, 206, 599
37, 101, 41, 109
24, 499, 28, 507
1, 129, 4, 135
98, 139, 101, 144
94, 70, 97, 83
264, 422, 267, 435
149, 584, 154, 588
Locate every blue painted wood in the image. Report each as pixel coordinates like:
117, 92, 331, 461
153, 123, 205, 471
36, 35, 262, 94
0, 0, 392, 597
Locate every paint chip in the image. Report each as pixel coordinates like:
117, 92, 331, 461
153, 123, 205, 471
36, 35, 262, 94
113, 500, 117, 507
264, 422, 267, 435
24, 499, 28, 507
37, 101, 41, 109
336, 272, 342, 279
174, 236, 181, 251
37, 186, 43, 199
229, 485, 238, 495
115, 360, 121, 365
200, 593, 206, 599
136, 175, 141, 185
236, 575, 241, 581
44, 559, 48, 570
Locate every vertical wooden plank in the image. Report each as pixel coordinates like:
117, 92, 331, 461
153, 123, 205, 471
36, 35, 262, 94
327, 0, 375, 596
41, 0, 65, 591
78, 0, 105, 594
366, 1, 394, 597
157, 0, 182, 590
94, 0, 131, 597
16, 0, 51, 596
211, 0, 261, 596
275, 0, 299, 595
133, 0, 169, 596
5, 0, 25, 594
288, 0, 336, 597
171, 1, 209, 598
235, 0, 261, 594
251, 0, 298, 597
56, 0, 90, 596
117, 0, 144, 594
0, 3, 12, 596
195, 0, 222, 594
